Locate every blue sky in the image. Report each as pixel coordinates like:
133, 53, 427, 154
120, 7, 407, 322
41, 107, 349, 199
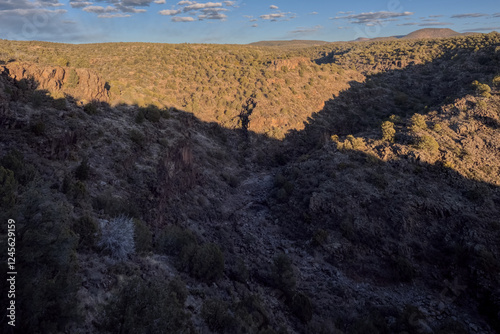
0, 0, 499, 44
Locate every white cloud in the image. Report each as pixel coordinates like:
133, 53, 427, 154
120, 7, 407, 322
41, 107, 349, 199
172, 16, 195, 21
159, 9, 182, 15
199, 12, 226, 20
289, 25, 322, 35
70, 1, 93, 8
98, 13, 132, 18
83, 5, 117, 13
269, 5, 278, 10
251, 23, 257, 27
223, 1, 235, 6
260, 12, 285, 20
451, 13, 488, 19
183, 2, 222, 11
418, 22, 453, 26
153, 0, 166, 3
309, 12, 318, 15
178, 0, 194, 4
334, 11, 414, 25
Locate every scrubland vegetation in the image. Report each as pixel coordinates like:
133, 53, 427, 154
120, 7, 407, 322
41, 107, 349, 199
0, 31, 499, 333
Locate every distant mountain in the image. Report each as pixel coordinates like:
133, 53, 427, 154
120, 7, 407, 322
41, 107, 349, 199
402, 28, 461, 39
248, 39, 330, 48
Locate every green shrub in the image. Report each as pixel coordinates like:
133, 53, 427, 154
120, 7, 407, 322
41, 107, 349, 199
130, 129, 145, 146
135, 110, 145, 124
433, 123, 443, 133
101, 277, 193, 334
66, 69, 79, 88
16, 189, 79, 333
272, 253, 296, 296
472, 80, 492, 98
156, 225, 198, 256
290, 292, 313, 323
53, 98, 67, 110
73, 215, 99, 250
381, 121, 395, 142
337, 135, 366, 151
416, 135, 439, 153
202, 299, 236, 333
141, 105, 161, 122
0, 166, 17, 208
1, 150, 37, 185
190, 243, 225, 282
410, 113, 427, 131
133, 218, 152, 254
492, 75, 500, 87
83, 102, 98, 115
75, 158, 90, 181
30, 121, 46, 136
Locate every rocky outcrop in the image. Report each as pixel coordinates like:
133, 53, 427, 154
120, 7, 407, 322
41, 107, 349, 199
0, 63, 109, 102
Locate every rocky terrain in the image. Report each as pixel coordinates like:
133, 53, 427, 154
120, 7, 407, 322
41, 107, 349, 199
0, 31, 499, 334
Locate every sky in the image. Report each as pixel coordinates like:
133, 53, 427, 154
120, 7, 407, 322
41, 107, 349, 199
0, 0, 499, 44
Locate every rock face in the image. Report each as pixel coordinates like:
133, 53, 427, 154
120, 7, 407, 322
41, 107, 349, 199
0, 63, 109, 102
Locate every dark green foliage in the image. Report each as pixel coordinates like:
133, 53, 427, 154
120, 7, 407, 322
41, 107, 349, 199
156, 225, 198, 256
140, 105, 161, 122
234, 295, 274, 334
30, 121, 46, 135
202, 299, 236, 333
130, 129, 145, 146
156, 227, 224, 281
0, 150, 36, 185
92, 190, 139, 217
133, 218, 152, 254
73, 215, 98, 250
190, 243, 225, 282
53, 97, 67, 110
75, 158, 90, 181
16, 189, 80, 333
83, 102, 98, 115
0, 166, 17, 208
272, 253, 296, 296
66, 69, 79, 88
290, 292, 313, 323
31, 90, 47, 108
72, 180, 87, 200
101, 277, 194, 334
135, 110, 145, 123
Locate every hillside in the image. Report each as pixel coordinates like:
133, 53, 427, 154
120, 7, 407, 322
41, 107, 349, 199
248, 40, 331, 48
0, 32, 500, 334
403, 28, 462, 40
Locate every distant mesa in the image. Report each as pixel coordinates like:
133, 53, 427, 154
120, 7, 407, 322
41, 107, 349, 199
402, 28, 461, 40
250, 29, 477, 48
248, 40, 330, 48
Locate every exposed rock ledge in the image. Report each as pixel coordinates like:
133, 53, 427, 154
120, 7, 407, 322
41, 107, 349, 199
0, 63, 109, 102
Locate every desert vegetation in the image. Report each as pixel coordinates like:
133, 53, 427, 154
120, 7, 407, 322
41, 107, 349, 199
0, 31, 499, 333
